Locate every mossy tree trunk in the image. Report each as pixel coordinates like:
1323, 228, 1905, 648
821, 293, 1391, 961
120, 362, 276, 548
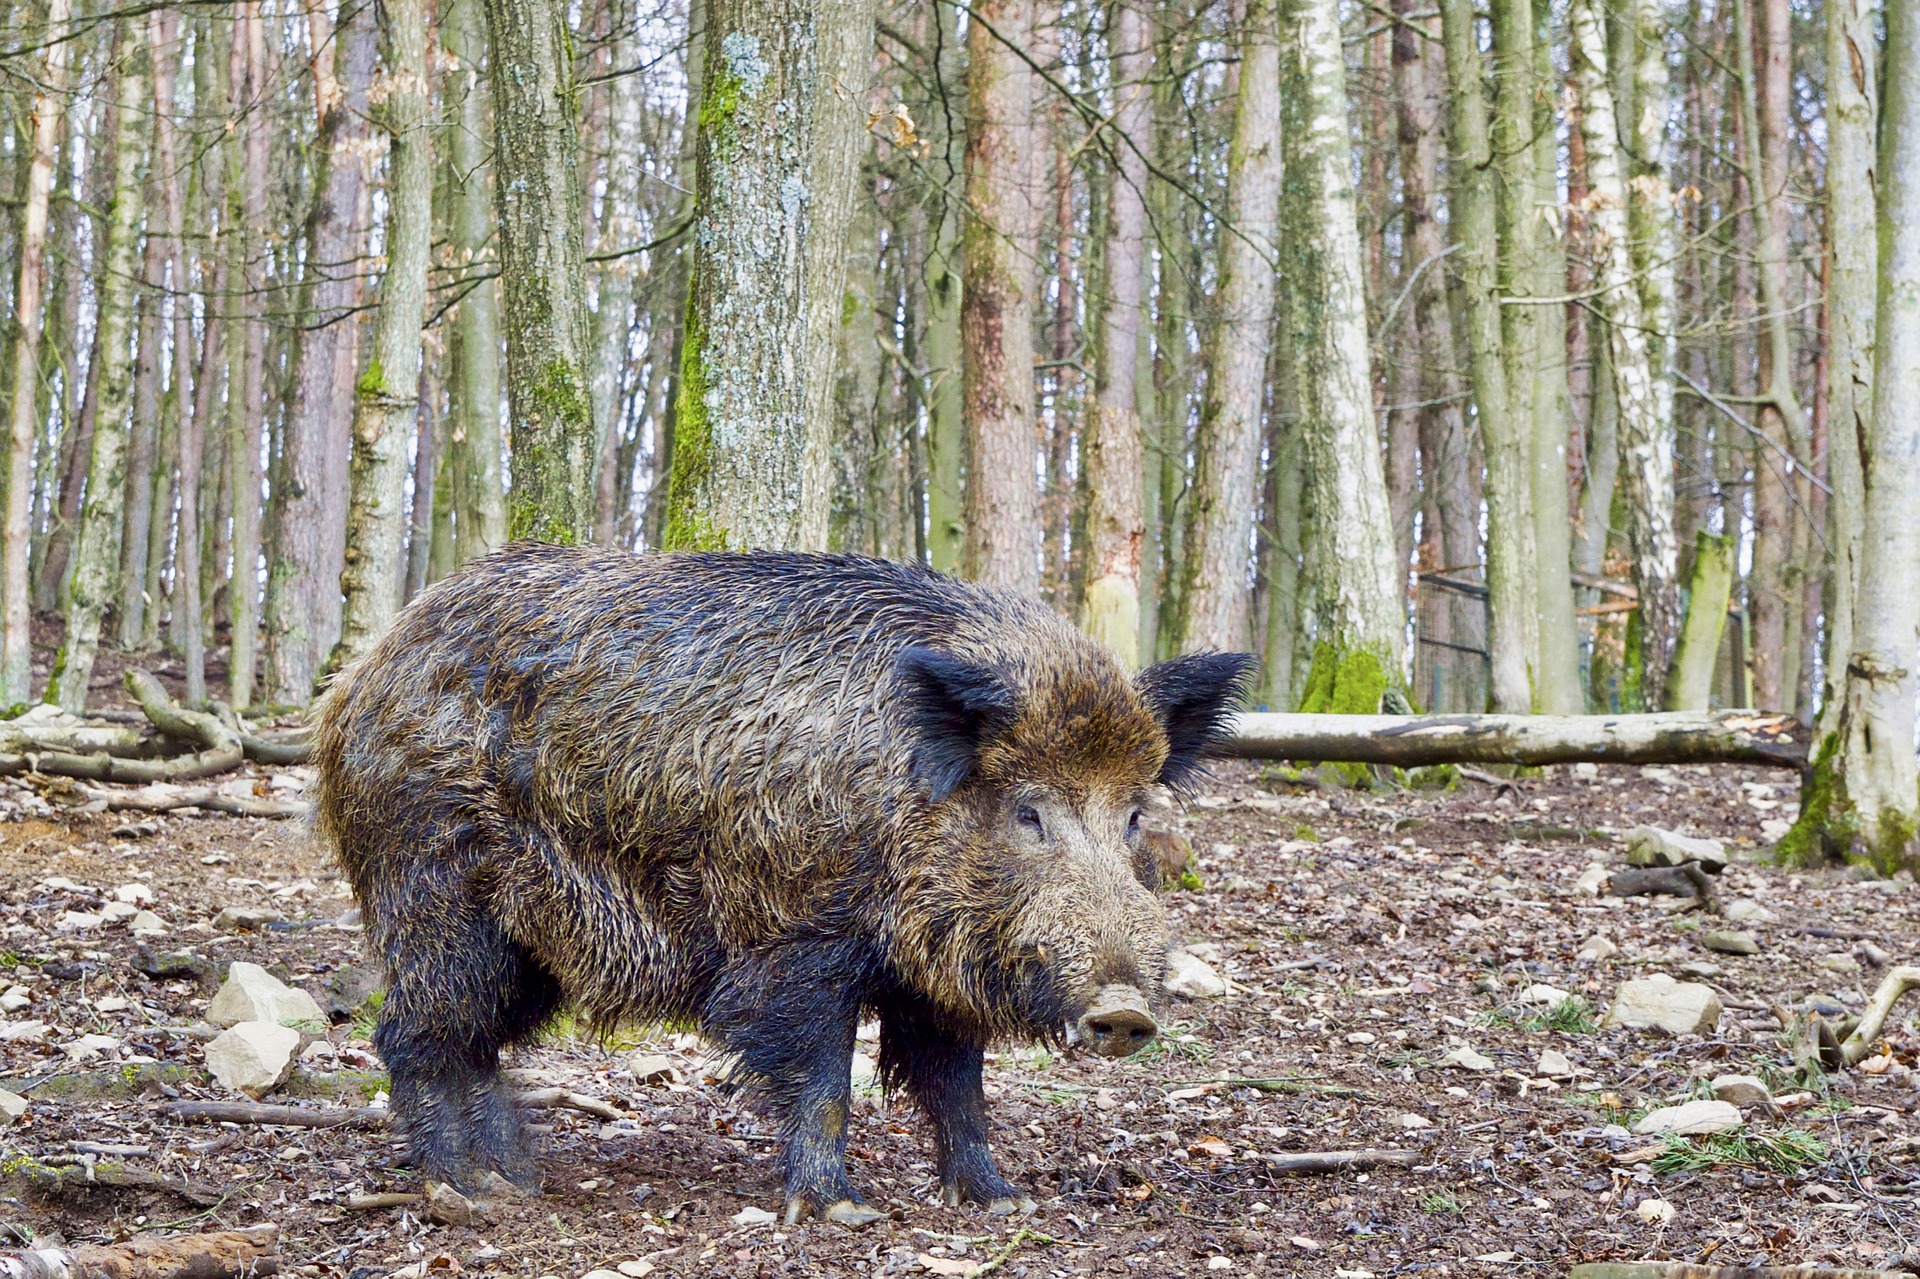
445, 0, 507, 563
660, 0, 876, 553
117, 225, 167, 650
1080, 0, 1153, 662
1, 0, 75, 706
1179, 0, 1281, 657
1284, 0, 1403, 707
1664, 531, 1733, 711
1816, 0, 1876, 742
1783, 0, 1919, 875
1440, 0, 1533, 712
263, 0, 374, 703
331, 0, 433, 670
48, 33, 146, 714
1571, 0, 1681, 709
485, 0, 596, 544
959, 0, 1041, 592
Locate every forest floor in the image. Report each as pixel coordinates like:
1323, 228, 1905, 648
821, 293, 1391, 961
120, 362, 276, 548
3, 754, 1919, 1277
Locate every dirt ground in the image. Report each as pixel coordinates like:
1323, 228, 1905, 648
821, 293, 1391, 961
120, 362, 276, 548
3, 754, 1919, 1277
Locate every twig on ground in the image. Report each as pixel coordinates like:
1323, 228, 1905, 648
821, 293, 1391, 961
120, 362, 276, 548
1265, 1149, 1419, 1175
160, 1101, 391, 1129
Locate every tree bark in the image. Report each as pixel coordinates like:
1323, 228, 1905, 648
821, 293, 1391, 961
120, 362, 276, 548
1223, 709, 1806, 770
227, 4, 271, 708
48, 32, 146, 714
1571, 0, 1682, 709
1784, 0, 1919, 874
959, 0, 1041, 592
1439, 0, 1533, 711
1179, 0, 1281, 656
1664, 531, 1733, 711
118, 223, 167, 649
661, 0, 875, 552
1816, 0, 1875, 742
1284, 0, 1403, 703
264, 0, 375, 703
485, 0, 596, 543
1, 0, 75, 706
589, 0, 647, 545
331, 0, 434, 670
445, 0, 507, 563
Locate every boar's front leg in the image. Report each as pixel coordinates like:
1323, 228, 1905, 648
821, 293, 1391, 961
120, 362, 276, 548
879, 1000, 1036, 1216
713, 947, 883, 1227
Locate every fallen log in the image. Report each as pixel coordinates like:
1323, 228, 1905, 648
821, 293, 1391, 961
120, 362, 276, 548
88, 784, 306, 818
1264, 1149, 1418, 1175
0, 673, 241, 784
0, 1225, 277, 1279
1223, 709, 1805, 769
1606, 863, 1718, 910
160, 1100, 390, 1128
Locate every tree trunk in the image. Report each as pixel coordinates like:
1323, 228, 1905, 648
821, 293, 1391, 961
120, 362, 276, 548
1223, 709, 1806, 769
1816, 0, 1875, 743
661, 0, 875, 552
1571, 0, 1682, 709
331, 0, 434, 669
1080, 0, 1153, 661
1, 0, 75, 705
1530, 3, 1582, 713
1286, 0, 1403, 703
960, 0, 1041, 592
263, 0, 375, 704
118, 224, 167, 649
1439, 0, 1533, 711
589, 2, 646, 546
48, 34, 146, 714
405, 367, 440, 600
1179, 0, 1281, 656
227, 4, 271, 708
1782, 0, 1919, 874
485, 0, 596, 543
1665, 531, 1733, 711
445, 0, 507, 563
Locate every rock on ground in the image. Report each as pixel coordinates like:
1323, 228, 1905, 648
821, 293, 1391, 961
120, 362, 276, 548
204, 1021, 302, 1095
1711, 1073, 1773, 1108
1626, 825, 1728, 873
208, 961, 327, 1028
1602, 976, 1723, 1036
1630, 1099, 1742, 1136
1165, 950, 1227, 999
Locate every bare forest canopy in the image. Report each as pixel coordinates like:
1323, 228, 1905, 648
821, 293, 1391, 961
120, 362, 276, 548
0, 0, 1914, 867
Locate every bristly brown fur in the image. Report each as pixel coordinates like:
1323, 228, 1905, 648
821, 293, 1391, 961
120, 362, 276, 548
311, 543, 1252, 1205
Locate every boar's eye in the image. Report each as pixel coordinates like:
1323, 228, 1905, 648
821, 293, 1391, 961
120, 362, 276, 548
1125, 809, 1142, 841
1015, 803, 1044, 835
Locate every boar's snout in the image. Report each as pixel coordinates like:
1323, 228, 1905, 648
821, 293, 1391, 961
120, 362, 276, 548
1076, 984, 1159, 1058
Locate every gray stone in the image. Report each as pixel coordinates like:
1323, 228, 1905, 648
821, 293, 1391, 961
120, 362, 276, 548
208, 962, 326, 1029
1626, 826, 1728, 874
1439, 1045, 1495, 1072
730, 1206, 777, 1227
626, 1052, 679, 1086
425, 1181, 474, 1227
1816, 951, 1862, 974
1602, 976, 1722, 1036
1165, 950, 1227, 999
1537, 1048, 1574, 1078
128, 910, 167, 936
213, 906, 285, 934
0, 1087, 25, 1124
204, 1021, 301, 1095
1723, 898, 1778, 924
1630, 1099, 1742, 1136
1711, 1073, 1773, 1108
1517, 984, 1571, 1008
1576, 935, 1619, 963
1700, 930, 1759, 956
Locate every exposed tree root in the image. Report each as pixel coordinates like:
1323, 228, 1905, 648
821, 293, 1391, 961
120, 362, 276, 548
0, 1225, 277, 1279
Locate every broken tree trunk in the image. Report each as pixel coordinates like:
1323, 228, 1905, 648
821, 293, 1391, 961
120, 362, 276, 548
0, 1225, 278, 1279
1223, 710, 1805, 769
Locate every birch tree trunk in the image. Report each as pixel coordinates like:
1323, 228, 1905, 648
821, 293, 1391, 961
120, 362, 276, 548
1816, 0, 1876, 741
1783, 0, 1918, 874
485, 0, 596, 543
1, 0, 74, 704
1179, 0, 1281, 656
48, 36, 146, 714
227, 3, 271, 708
590, 2, 646, 545
1080, 0, 1152, 661
263, 0, 375, 703
1285, 0, 1403, 704
331, 0, 433, 669
1439, 0, 1533, 711
1571, 0, 1681, 709
661, 0, 875, 552
445, 0, 507, 562
960, 0, 1041, 593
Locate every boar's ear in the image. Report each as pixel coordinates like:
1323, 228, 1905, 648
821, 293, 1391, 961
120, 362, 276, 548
1134, 652, 1258, 791
895, 646, 1018, 802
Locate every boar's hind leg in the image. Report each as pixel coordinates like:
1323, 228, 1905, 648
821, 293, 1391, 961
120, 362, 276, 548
879, 1001, 1035, 1216
376, 893, 560, 1191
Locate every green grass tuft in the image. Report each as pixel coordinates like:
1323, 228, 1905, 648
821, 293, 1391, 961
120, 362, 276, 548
1651, 1127, 1828, 1176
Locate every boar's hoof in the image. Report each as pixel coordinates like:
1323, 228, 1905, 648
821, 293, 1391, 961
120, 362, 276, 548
988, 1196, 1038, 1217
1075, 985, 1159, 1058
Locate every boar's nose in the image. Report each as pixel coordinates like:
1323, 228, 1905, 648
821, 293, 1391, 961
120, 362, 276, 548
1076, 984, 1159, 1058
